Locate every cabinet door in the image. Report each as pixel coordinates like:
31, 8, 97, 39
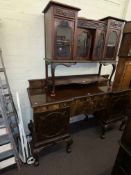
54, 19, 74, 60
104, 30, 119, 60
92, 30, 105, 60
34, 107, 70, 143
76, 29, 92, 60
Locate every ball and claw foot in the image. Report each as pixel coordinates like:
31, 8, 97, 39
34, 159, 39, 166
66, 138, 73, 153
101, 134, 106, 139
66, 146, 72, 153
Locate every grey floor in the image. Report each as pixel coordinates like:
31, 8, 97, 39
3, 119, 122, 175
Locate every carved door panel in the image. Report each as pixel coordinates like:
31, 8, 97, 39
34, 107, 70, 142
76, 29, 92, 60
54, 19, 75, 60
92, 30, 105, 60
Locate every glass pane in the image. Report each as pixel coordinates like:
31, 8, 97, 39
56, 20, 72, 58
106, 31, 117, 58
94, 33, 104, 59
107, 31, 117, 47
77, 31, 91, 57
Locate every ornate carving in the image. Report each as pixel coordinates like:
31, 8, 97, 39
54, 7, 75, 19
34, 107, 70, 141
77, 19, 106, 29
109, 20, 123, 29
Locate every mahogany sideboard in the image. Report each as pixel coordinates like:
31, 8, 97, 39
27, 1, 130, 166
27, 78, 131, 165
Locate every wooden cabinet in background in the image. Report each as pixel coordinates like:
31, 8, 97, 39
113, 21, 131, 91
119, 21, 131, 57
111, 117, 131, 175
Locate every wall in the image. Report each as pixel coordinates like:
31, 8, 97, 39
0, 0, 129, 132
124, 0, 131, 19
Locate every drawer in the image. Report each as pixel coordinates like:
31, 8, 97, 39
34, 104, 60, 113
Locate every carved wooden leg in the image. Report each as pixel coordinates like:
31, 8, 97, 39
66, 138, 73, 153
101, 124, 108, 139
33, 151, 39, 166
84, 114, 89, 121
119, 119, 126, 131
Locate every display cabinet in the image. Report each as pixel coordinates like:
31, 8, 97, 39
43, 1, 80, 60
43, 2, 125, 61
100, 17, 125, 60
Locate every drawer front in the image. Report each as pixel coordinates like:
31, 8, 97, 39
34, 102, 71, 113
33, 107, 70, 142
72, 97, 96, 115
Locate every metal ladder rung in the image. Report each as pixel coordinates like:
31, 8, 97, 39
0, 143, 12, 154
1, 84, 8, 89
0, 128, 8, 136
0, 68, 4, 72
0, 150, 14, 162
0, 135, 10, 146
0, 157, 16, 170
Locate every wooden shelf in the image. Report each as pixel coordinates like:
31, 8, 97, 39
45, 58, 117, 64
48, 74, 109, 86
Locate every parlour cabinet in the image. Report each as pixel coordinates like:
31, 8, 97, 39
43, 1, 80, 60
113, 21, 131, 91
100, 17, 125, 60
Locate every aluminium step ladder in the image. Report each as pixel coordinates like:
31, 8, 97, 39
0, 49, 21, 171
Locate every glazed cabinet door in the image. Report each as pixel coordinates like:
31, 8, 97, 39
92, 30, 105, 60
54, 19, 75, 60
104, 30, 120, 60
33, 107, 70, 144
76, 28, 92, 60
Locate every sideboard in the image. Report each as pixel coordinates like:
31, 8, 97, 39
27, 1, 130, 166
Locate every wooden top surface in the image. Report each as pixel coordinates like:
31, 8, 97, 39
28, 84, 110, 108
43, 1, 81, 13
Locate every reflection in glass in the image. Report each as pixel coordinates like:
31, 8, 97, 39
94, 33, 104, 59
56, 20, 72, 58
77, 31, 91, 58
105, 31, 117, 58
